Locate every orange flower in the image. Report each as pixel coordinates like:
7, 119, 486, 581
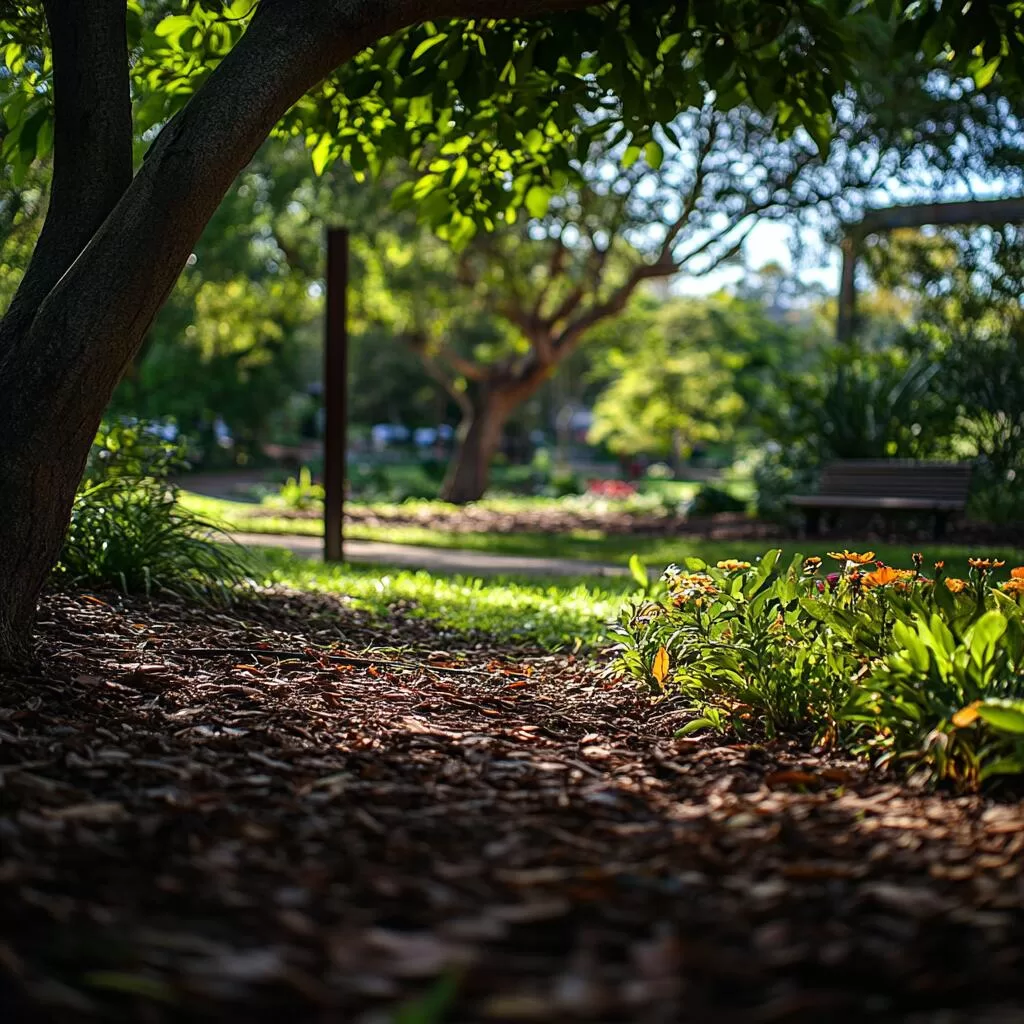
934, 561, 945, 570
1011, 567, 1024, 579
945, 578, 968, 594
863, 566, 901, 588
969, 557, 1006, 570
802, 556, 822, 574
1001, 579, 1024, 597
827, 550, 875, 564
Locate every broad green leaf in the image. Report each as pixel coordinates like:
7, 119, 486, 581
976, 700, 1024, 735
310, 134, 333, 176
628, 554, 648, 591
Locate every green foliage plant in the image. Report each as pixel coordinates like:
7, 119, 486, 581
277, 466, 325, 511
609, 549, 1024, 790
56, 421, 251, 602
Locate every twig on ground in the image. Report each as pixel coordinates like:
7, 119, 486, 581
169, 647, 533, 679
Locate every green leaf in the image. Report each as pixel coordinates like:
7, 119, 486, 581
967, 610, 1007, 667
310, 134, 333, 176
976, 700, 1024, 736
644, 139, 664, 169
153, 14, 195, 48
675, 718, 718, 737
973, 56, 1001, 89
628, 554, 648, 591
524, 184, 551, 219
411, 33, 447, 62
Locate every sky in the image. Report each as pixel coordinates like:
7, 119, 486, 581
673, 221, 840, 297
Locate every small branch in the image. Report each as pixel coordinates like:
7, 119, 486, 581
530, 235, 568, 319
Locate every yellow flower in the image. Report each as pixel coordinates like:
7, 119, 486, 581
945, 578, 968, 594
828, 550, 875, 564
716, 559, 752, 572
665, 568, 719, 606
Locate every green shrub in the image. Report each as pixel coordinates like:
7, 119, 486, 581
609, 549, 1024, 790
686, 484, 746, 517
85, 419, 188, 486
278, 466, 324, 510
548, 469, 584, 497
57, 420, 251, 602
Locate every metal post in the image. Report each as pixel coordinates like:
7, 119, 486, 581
836, 234, 857, 344
324, 227, 348, 562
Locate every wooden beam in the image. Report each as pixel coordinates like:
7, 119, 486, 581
859, 196, 1024, 234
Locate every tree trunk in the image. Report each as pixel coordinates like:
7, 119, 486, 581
0, 392, 107, 667
440, 388, 514, 503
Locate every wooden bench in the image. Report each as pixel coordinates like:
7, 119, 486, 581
789, 460, 972, 539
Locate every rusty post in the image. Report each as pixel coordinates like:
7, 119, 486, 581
324, 227, 348, 562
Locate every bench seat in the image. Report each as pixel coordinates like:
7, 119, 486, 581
788, 460, 972, 538
789, 496, 966, 511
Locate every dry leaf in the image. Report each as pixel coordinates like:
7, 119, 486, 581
652, 647, 670, 685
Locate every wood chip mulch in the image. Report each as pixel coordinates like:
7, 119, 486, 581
1, 590, 1023, 1023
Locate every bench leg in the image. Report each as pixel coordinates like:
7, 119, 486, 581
804, 509, 821, 537
934, 511, 948, 541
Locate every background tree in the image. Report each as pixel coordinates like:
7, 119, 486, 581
587, 294, 810, 468
864, 226, 1024, 521
360, 50, 1024, 501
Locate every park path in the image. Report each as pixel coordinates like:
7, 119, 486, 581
229, 530, 633, 578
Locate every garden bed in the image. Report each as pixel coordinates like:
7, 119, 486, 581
1, 589, 1023, 1021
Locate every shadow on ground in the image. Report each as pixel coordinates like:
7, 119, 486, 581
1, 590, 1023, 1022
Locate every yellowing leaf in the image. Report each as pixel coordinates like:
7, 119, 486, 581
951, 704, 980, 728
652, 646, 669, 685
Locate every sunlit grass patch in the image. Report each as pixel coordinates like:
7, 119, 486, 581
247, 547, 632, 650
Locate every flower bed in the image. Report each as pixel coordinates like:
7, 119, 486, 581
610, 549, 1024, 790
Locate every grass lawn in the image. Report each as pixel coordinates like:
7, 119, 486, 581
188, 490, 1024, 578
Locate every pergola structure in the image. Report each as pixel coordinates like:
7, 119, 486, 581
836, 196, 1024, 342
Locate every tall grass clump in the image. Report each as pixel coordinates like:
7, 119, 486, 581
55, 421, 251, 602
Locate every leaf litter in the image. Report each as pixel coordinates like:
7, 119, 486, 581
0, 588, 1022, 1022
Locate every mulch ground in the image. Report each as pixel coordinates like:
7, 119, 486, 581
2, 590, 1024, 1023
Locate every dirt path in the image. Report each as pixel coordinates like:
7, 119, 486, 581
2, 590, 1023, 1022
230, 531, 633, 578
